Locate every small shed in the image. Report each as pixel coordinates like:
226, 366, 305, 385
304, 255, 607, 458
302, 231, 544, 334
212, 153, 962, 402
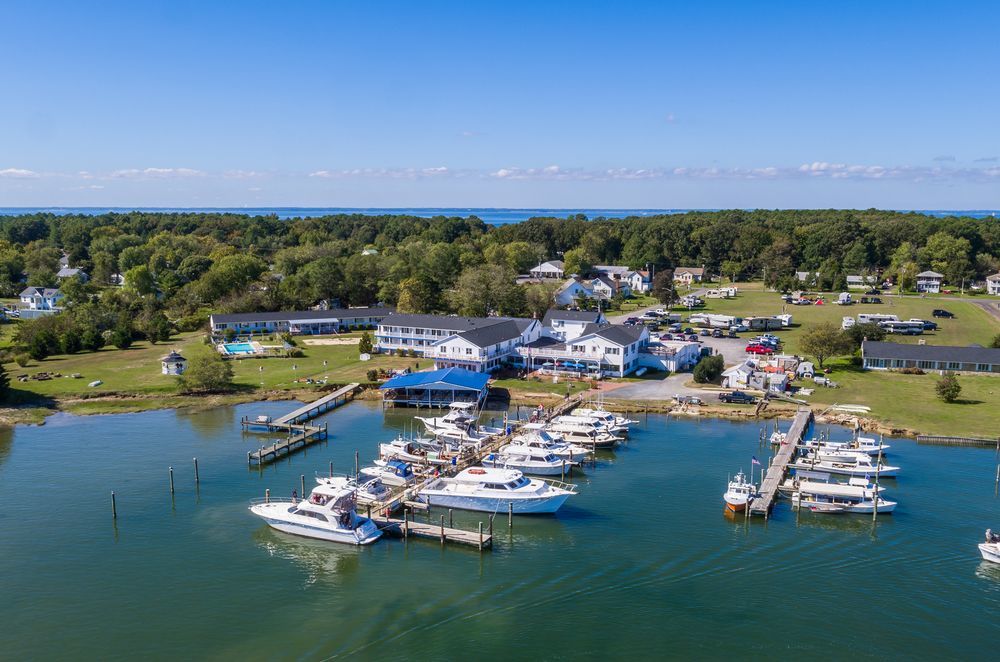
161, 350, 188, 375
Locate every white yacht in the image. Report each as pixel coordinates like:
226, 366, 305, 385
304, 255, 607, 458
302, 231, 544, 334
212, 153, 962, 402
315, 475, 391, 505
418, 466, 576, 514
723, 470, 756, 512
509, 425, 594, 460
780, 473, 896, 514
359, 458, 417, 486
249, 482, 382, 545
483, 445, 576, 476
546, 418, 622, 448
980, 529, 1000, 563
800, 437, 891, 456
571, 408, 635, 434
792, 453, 900, 478
416, 402, 503, 444
379, 435, 452, 465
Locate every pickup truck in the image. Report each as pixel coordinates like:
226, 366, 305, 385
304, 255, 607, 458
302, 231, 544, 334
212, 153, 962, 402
718, 391, 757, 404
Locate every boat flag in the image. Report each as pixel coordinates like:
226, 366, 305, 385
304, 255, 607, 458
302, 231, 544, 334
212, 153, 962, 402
751, 456, 761, 466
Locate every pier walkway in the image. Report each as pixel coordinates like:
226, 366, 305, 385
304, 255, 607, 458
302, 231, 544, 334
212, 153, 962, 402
245, 422, 329, 465
749, 408, 813, 518
368, 510, 492, 549
274, 383, 359, 425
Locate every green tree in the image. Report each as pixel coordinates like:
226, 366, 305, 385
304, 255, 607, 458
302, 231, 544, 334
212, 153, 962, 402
0, 363, 9, 401
936, 372, 961, 403
843, 322, 886, 351
651, 270, 677, 305
180, 352, 235, 393
991, 333, 1000, 349
800, 322, 851, 368
358, 331, 374, 354
59, 331, 82, 354
28, 330, 59, 360
396, 276, 436, 313
692, 354, 725, 383
451, 264, 524, 317
111, 324, 133, 350
81, 326, 105, 351
124, 265, 157, 296
562, 247, 594, 276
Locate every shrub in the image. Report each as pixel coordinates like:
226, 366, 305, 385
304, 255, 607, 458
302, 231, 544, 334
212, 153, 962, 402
180, 352, 234, 393
111, 326, 133, 350
14, 353, 30, 368
366, 369, 378, 382
223, 328, 237, 342
81, 327, 105, 352
693, 354, 725, 383
175, 312, 209, 333
898, 367, 925, 375
936, 371, 961, 402
281, 332, 296, 346
358, 331, 374, 354
60, 332, 82, 355
287, 348, 304, 358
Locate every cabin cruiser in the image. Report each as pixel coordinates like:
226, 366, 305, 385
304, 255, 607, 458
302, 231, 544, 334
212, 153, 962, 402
792, 452, 900, 478
359, 459, 417, 486
315, 475, 391, 505
546, 418, 622, 448
781, 475, 896, 514
723, 470, 756, 512
980, 529, 1000, 563
571, 408, 634, 434
509, 425, 593, 460
483, 445, 577, 476
418, 466, 576, 514
553, 414, 621, 436
379, 435, 452, 465
416, 402, 504, 444
249, 482, 382, 545
800, 437, 891, 456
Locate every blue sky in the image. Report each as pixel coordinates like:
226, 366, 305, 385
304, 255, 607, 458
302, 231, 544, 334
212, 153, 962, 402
1, 1, 998, 208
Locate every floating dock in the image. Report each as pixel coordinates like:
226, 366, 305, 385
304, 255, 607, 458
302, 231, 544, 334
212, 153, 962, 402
246, 422, 329, 465
749, 408, 813, 518
273, 383, 359, 425
368, 510, 493, 549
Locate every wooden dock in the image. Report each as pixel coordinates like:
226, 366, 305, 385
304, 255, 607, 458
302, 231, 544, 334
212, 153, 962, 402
246, 422, 329, 465
749, 408, 813, 518
368, 511, 493, 549
273, 383, 359, 425
917, 435, 1000, 449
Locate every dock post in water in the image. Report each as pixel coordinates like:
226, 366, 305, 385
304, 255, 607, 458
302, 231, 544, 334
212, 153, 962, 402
354, 450, 359, 481
329, 461, 334, 478
265, 488, 270, 503
508, 502, 513, 528
404, 508, 409, 539
193, 458, 200, 484
168, 467, 175, 494
300, 474, 305, 500
440, 515, 445, 544
479, 522, 484, 551
489, 514, 494, 538
449, 509, 454, 529
111, 491, 117, 519
247, 451, 251, 467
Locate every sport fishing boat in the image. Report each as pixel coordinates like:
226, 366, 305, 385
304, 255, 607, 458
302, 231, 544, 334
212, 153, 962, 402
509, 425, 594, 460
416, 402, 504, 444
723, 470, 756, 512
315, 475, 391, 505
359, 458, 417, 486
791, 453, 900, 478
249, 482, 382, 545
780, 474, 897, 514
570, 408, 634, 435
980, 529, 1000, 563
482, 444, 577, 476
552, 414, 621, 436
546, 418, 622, 448
418, 466, 576, 514
800, 437, 891, 456
379, 435, 452, 466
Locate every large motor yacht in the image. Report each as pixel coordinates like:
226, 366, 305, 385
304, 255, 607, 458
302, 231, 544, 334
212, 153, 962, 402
418, 466, 576, 514
249, 482, 382, 545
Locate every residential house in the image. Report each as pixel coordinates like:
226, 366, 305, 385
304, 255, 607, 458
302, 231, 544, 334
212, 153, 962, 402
674, 267, 705, 285
594, 264, 646, 294
861, 341, 1000, 374
589, 275, 619, 299
916, 271, 944, 294
985, 272, 1000, 296
795, 271, 819, 285
529, 260, 565, 279
627, 269, 652, 293
554, 278, 597, 306
541, 309, 607, 341
846, 274, 877, 290
19, 286, 64, 318
210, 307, 392, 336
57, 267, 89, 283
517, 323, 650, 377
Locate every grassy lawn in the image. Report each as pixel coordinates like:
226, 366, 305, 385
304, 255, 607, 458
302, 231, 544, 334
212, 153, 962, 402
491, 377, 591, 398
688, 290, 998, 355
1, 332, 416, 403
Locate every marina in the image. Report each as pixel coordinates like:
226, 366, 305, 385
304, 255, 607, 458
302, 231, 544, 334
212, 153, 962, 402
749, 408, 813, 517
1, 401, 999, 658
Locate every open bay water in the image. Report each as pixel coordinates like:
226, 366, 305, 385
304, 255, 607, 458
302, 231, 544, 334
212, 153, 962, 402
0, 207, 997, 225
0, 401, 998, 659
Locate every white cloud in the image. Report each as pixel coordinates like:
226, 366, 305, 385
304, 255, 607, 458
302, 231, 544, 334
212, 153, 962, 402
110, 167, 204, 179
0, 168, 40, 179
223, 169, 266, 179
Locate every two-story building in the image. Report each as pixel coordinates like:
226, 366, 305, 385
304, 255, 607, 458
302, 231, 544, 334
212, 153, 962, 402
987, 272, 1000, 296
210, 307, 392, 336
528, 260, 565, 279
916, 271, 944, 293
846, 274, 877, 290
517, 323, 650, 377
674, 267, 704, 285
541, 309, 607, 341
554, 278, 598, 306
627, 269, 652, 293
19, 287, 64, 319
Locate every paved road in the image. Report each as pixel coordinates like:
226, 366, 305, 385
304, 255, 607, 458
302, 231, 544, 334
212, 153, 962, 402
610, 335, 748, 401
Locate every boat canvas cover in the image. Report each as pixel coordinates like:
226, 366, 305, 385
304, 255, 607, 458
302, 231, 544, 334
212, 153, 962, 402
387, 459, 413, 477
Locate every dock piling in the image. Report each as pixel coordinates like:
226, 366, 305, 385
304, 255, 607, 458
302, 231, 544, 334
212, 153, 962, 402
265, 488, 270, 503
329, 461, 334, 478
300, 474, 305, 500
479, 522, 484, 551
440, 515, 445, 544
354, 450, 359, 481
168, 466, 175, 494
193, 458, 200, 484
111, 491, 117, 519
449, 508, 454, 529
508, 502, 513, 528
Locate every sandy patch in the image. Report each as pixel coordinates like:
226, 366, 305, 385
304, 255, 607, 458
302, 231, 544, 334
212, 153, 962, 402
300, 338, 360, 346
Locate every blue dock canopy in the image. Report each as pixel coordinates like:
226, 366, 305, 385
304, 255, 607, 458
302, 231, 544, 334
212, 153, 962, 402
379, 367, 489, 392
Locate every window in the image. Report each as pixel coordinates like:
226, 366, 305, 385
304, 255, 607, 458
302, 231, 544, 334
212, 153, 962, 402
948, 362, 961, 370
976, 364, 991, 372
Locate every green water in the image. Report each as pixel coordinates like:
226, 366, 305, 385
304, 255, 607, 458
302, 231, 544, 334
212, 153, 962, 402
0, 401, 998, 660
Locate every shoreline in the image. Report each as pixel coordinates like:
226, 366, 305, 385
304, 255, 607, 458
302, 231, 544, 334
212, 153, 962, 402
0, 384, 946, 440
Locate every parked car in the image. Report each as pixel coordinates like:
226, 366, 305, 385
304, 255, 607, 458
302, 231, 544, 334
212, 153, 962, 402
727, 329, 739, 338
668, 323, 682, 332
624, 317, 640, 325
746, 344, 775, 355
687, 334, 699, 342
718, 391, 757, 404
683, 327, 694, 335
674, 394, 703, 405
712, 328, 724, 338
910, 318, 938, 330
699, 328, 711, 336
932, 309, 955, 318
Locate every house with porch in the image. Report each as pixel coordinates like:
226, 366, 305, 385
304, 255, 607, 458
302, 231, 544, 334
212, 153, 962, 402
627, 269, 652, 293
589, 275, 631, 299
19, 286, 64, 319
210, 307, 392, 336
423, 319, 541, 373
861, 341, 1000, 374
516, 323, 650, 377
674, 267, 704, 285
541, 309, 607, 341
987, 272, 1000, 296
916, 271, 944, 293
529, 260, 565, 279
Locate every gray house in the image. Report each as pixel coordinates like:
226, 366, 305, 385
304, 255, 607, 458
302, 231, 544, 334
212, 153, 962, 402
861, 341, 1000, 374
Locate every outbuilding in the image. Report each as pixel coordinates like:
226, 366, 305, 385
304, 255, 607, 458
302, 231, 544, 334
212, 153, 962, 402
161, 350, 188, 375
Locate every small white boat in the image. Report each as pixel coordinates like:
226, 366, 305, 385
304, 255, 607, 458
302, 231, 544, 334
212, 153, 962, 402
379, 435, 452, 465
359, 459, 417, 486
545, 419, 621, 448
483, 445, 576, 476
792, 453, 900, 478
981, 529, 1000, 563
570, 408, 633, 434
800, 437, 891, 457
249, 482, 382, 545
723, 470, 756, 512
315, 475, 391, 505
418, 466, 576, 514
509, 425, 593, 460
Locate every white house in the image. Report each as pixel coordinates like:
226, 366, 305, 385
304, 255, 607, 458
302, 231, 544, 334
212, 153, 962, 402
626, 269, 652, 293
542, 309, 607, 341
211, 307, 391, 336
589, 275, 631, 299
846, 274, 876, 290
796, 271, 819, 285
916, 271, 944, 293
57, 267, 89, 283
161, 350, 188, 375
425, 319, 541, 373
674, 267, 704, 285
529, 260, 565, 279
517, 324, 650, 377
554, 279, 597, 306
987, 273, 1000, 296
19, 287, 64, 318
637, 339, 702, 372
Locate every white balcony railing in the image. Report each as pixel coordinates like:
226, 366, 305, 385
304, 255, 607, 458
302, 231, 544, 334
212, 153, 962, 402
516, 346, 611, 361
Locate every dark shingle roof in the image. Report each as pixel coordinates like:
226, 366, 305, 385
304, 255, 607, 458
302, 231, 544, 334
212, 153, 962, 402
456, 320, 526, 348
862, 341, 1000, 365
211, 307, 393, 324
542, 309, 604, 326
579, 323, 646, 346
381, 312, 530, 333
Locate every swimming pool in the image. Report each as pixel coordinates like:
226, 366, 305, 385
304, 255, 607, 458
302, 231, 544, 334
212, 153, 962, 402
221, 342, 256, 355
